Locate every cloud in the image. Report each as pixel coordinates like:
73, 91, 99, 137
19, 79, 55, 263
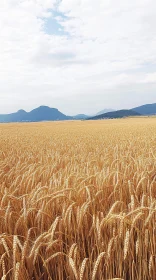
142, 73, 156, 83
0, 0, 156, 114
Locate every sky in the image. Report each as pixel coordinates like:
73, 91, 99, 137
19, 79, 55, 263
0, 0, 156, 115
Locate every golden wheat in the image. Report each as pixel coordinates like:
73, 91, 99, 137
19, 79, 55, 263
0, 118, 155, 279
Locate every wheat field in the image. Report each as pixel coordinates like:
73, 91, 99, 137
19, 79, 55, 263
0, 118, 155, 280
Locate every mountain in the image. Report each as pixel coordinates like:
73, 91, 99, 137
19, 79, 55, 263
88, 109, 141, 120
96, 108, 115, 115
0, 106, 73, 123
132, 103, 156, 115
73, 114, 89, 120
0, 102, 155, 123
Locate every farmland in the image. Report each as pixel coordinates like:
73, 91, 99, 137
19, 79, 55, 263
0, 118, 155, 280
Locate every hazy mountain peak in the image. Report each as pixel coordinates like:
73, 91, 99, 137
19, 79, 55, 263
33, 105, 56, 110
96, 108, 115, 115
38, 105, 51, 109
17, 109, 27, 113
73, 114, 89, 119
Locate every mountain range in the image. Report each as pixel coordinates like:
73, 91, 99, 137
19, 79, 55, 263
0, 103, 155, 123
0, 106, 72, 123
132, 103, 156, 115
88, 109, 141, 120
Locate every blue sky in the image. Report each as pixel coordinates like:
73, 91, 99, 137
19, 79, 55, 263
44, 10, 68, 36
0, 0, 156, 115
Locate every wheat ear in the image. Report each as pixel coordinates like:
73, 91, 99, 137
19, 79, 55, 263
69, 257, 78, 280
92, 252, 105, 280
80, 258, 88, 280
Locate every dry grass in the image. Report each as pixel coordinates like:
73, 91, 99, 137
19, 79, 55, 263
0, 118, 155, 280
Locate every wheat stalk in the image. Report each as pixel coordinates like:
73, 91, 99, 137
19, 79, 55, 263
45, 252, 65, 264
69, 257, 78, 280
1, 238, 10, 257
80, 258, 88, 280
124, 230, 130, 260
92, 252, 105, 280
15, 262, 20, 280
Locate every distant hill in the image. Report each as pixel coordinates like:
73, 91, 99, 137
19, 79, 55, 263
96, 108, 115, 115
73, 114, 89, 120
132, 103, 156, 115
88, 109, 141, 120
0, 106, 73, 123
0, 102, 155, 123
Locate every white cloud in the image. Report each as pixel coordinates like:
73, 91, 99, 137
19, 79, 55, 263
0, 0, 156, 115
142, 73, 156, 83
